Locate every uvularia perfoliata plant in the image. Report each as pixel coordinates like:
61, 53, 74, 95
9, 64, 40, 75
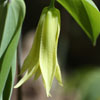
14, 6, 63, 96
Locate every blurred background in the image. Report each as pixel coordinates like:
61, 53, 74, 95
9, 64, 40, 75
12, 0, 100, 100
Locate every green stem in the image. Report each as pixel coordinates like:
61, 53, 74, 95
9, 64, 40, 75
49, 0, 56, 8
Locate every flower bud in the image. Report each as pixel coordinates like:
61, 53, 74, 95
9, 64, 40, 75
14, 7, 63, 97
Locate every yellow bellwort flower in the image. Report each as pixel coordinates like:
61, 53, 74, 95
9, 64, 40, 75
14, 6, 63, 96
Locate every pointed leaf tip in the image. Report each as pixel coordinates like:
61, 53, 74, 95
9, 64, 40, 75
57, 0, 100, 44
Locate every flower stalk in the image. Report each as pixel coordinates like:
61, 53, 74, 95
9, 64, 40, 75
49, 0, 56, 8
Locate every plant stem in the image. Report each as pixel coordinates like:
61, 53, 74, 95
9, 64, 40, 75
50, 0, 56, 8
17, 35, 22, 100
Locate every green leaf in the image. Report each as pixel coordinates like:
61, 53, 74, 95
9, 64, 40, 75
0, 0, 25, 58
0, 26, 20, 97
3, 53, 16, 100
57, 0, 100, 45
0, 0, 25, 97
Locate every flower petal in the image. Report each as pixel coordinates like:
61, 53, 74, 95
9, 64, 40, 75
14, 64, 38, 88
55, 63, 63, 86
34, 67, 41, 80
39, 8, 60, 96
55, 16, 63, 86
20, 13, 46, 75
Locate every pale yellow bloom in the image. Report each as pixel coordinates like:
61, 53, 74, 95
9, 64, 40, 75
14, 7, 63, 96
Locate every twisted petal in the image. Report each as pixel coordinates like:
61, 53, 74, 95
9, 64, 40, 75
20, 12, 46, 75
14, 9, 46, 88
55, 62, 63, 86
14, 63, 39, 88
54, 12, 63, 87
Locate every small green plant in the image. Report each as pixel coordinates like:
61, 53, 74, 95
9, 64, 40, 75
0, 0, 100, 99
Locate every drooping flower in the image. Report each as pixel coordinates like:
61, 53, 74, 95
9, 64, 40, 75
14, 6, 63, 96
